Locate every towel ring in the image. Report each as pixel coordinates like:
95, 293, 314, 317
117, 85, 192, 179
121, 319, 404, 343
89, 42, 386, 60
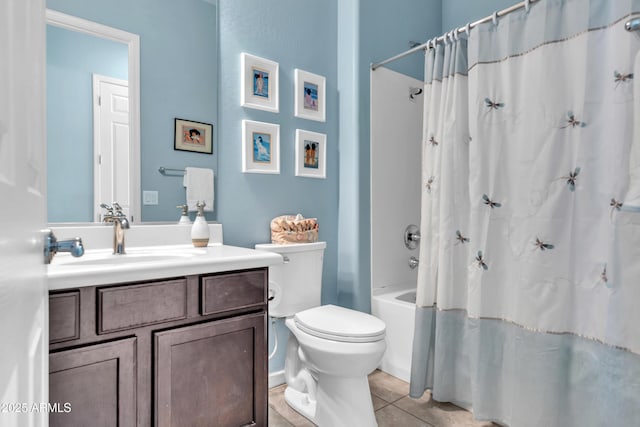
492, 11, 499, 26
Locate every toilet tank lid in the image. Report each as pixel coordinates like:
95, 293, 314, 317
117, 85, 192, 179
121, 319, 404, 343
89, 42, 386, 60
294, 304, 386, 343
255, 241, 326, 253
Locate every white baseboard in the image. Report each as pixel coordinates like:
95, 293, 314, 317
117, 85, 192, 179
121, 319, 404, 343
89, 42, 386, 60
269, 370, 285, 388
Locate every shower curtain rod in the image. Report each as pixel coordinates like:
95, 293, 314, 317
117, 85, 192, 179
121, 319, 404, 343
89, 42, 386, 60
371, 0, 541, 71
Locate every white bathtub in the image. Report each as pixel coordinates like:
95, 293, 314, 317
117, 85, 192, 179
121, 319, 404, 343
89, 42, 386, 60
371, 285, 416, 383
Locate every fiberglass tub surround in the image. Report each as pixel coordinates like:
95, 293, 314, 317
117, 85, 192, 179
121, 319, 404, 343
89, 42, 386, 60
370, 65, 424, 384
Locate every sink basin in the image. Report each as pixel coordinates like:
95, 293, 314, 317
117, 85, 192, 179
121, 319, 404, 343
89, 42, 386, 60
51, 246, 208, 266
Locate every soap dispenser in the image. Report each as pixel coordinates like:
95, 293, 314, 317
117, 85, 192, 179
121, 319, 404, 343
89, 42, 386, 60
177, 204, 191, 224
190, 201, 209, 247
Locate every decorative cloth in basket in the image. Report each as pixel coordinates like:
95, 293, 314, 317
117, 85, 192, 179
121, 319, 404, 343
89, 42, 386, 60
270, 214, 318, 244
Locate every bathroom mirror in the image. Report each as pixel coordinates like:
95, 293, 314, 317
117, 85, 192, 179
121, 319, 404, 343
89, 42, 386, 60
46, 0, 219, 225
46, 10, 141, 223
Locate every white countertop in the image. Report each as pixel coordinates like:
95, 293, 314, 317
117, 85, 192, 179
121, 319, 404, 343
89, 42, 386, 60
48, 244, 282, 290
47, 224, 281, 290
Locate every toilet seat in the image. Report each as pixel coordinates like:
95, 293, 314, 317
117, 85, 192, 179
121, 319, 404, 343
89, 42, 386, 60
293, 304, 386, 343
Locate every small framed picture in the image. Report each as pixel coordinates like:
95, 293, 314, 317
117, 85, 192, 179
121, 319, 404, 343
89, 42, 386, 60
295, 129, 326, 179
294, 69, 326, 122
241, 53, 279, 112
174, 118, 213, 154
242, 120, 280, 174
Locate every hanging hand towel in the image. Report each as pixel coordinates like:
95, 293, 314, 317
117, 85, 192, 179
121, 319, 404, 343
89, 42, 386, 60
183, 167, 214, 212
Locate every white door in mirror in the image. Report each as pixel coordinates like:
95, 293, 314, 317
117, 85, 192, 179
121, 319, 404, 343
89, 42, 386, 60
94, 75, 130, 220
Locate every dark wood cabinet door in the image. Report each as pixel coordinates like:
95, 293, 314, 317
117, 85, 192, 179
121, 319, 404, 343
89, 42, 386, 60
49, 337, 137, 427
154, 312, 267, 427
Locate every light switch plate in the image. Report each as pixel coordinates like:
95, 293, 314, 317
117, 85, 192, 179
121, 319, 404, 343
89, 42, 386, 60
143, 190, 158, 205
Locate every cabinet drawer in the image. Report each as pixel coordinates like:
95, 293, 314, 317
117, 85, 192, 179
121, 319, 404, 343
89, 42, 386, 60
49, 291, 80, 344
97, 279, 187, 334
201, 269, 266, 316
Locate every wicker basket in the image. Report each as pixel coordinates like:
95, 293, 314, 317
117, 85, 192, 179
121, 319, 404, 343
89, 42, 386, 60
270, 214, 319, 244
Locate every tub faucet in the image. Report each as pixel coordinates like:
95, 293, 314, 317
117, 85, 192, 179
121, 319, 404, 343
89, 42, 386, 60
101, 202, 130, 254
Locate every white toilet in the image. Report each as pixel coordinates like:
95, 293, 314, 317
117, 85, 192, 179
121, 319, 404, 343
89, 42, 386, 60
255, 242, 386, 427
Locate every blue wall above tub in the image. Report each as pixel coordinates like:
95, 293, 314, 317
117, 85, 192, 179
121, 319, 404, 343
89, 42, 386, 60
442, 0, 519, 31
336, 0, 440, 319
47, 25, 128, 222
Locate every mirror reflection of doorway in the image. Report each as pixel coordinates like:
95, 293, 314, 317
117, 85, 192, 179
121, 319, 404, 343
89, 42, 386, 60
93, 74, 130, 221
45, 10, 140, 224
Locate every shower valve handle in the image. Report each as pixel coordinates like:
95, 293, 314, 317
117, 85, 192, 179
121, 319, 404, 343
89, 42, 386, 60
409, 256, 419, 269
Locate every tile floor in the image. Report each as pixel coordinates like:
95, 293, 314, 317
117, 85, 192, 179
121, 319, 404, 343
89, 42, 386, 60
269, 370, 498, 427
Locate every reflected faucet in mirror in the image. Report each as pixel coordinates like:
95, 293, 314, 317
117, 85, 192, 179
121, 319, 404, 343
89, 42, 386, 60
102, 202, 130, 254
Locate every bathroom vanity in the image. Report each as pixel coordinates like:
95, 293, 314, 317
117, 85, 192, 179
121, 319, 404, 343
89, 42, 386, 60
47, 224, 281, 427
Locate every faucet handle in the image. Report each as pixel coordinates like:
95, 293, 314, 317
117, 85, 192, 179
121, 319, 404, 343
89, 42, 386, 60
112, 202, 123, 214
100, 203, 114, 215
44, 229, 85, 264
177, 204, 189, 215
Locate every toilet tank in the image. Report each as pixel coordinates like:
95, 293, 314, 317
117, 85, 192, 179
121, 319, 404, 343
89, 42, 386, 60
254, 242, 326, 318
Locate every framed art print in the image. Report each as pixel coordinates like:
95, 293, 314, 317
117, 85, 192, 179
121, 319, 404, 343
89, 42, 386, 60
241, 53, 279, 113
242, 120, 280, 174
295, 129, 326, 179
174, 118, 213, 154
294, 69, 326, 122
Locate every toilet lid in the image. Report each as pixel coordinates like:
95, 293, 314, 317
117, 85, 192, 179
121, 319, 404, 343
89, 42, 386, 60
293, 305, 386, 343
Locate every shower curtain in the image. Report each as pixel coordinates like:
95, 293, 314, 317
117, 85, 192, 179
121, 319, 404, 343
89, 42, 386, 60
411, 1, 640, 426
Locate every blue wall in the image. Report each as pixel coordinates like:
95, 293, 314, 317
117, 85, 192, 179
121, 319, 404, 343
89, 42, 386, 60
442, 0, 518, 31
217, 0, 339, 373
47, 26, 128, 222
337, 0, 441, 318
47, 0, 218, 222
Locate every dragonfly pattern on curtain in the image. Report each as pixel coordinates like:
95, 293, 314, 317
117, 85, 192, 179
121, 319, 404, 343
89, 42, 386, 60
411, 1, 640, 425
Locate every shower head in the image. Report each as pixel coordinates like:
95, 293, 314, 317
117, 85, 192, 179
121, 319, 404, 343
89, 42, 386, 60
409, 87, 423, 100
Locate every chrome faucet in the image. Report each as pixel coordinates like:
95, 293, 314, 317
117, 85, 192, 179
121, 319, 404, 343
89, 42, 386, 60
44, 229, 84, 264
101, 202, 130, 254
408, 256, 419, 270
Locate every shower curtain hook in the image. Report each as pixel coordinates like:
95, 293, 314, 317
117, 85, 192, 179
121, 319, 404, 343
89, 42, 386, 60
524, 0, 531, 13
464, 23, 471, 38
454, 29, 460, 41
492, 10, 499, 26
